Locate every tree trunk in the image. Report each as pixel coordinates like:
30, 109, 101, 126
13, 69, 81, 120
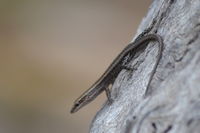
90, 0, 200, 133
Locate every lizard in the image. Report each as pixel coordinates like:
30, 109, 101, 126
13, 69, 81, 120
70, 33, 163, 113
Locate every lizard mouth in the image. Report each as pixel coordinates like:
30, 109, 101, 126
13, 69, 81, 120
70, 103, 80, 113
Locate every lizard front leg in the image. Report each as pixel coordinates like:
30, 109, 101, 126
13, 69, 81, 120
105, 86, 113, 103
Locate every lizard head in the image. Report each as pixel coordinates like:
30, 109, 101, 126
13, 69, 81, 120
70, 79, 107, 113
70, 102, 81, 113
70, 91, 94, 113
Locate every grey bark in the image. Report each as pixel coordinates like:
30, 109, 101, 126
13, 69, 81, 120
90, 0, 200, 133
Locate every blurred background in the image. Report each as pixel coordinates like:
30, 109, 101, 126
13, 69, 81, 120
0, 0, 151, 133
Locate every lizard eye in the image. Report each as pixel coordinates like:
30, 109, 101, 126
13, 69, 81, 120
75, 103, 79, 107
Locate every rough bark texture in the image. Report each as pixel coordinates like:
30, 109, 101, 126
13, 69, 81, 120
90, 0, 200, 133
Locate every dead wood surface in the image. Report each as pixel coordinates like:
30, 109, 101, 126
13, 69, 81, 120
90, 0, 200, 133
